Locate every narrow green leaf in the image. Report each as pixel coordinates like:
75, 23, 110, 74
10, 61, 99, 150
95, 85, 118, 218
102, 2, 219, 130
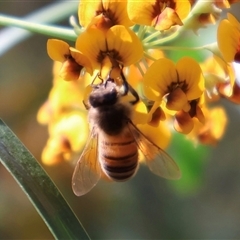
0, 119, 90, 240
0, 14, 77, 41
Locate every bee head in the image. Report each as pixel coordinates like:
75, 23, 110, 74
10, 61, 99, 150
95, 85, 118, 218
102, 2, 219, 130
89, 80, 118, 108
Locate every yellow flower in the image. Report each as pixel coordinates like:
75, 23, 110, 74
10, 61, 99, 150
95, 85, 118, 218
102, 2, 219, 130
187, 106, 227, 145
223, 79, 240, 104
127, 0, 191, 31
131, 101, 149, 125
79, 0, 133, 31
138, 121, 171, 150
143, 57, 204, 111
143, 57, 204, 133
47, 39, 93, 81
78, 0, 133, 30
41, 111, 88, 165
200, 55, 235, 98
37, 61, 92, 123
37, 63, 90, 166
173, 98, 205, 134
76, 25, 143, 70
121, 49, 165, 90
217, 13, 240, 63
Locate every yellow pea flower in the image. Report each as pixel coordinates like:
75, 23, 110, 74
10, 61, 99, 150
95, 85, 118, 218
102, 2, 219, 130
47, 39, 93, 81
143, 57, 204, 111
41, 111, 88, 166
79, 0, 133, 30
217, 13, 240, 63
76, 25, 143, 70
187, 106, 227, 146
127, 0, 191, 31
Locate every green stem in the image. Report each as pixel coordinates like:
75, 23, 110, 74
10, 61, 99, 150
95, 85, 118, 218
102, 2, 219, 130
144, 52, 158, 61
143, 29, 181, 48
0, 14, 77, 41
142, 30, 162, 43
135, 61, 145, 77
148, 45, 204, 51
137, 25, 147, 40
141, 57, 149, 70
0, 119, 90, 240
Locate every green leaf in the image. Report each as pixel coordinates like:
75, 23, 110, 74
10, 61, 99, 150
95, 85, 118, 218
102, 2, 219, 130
0, 119, 90, 240
0, 14, 78, 41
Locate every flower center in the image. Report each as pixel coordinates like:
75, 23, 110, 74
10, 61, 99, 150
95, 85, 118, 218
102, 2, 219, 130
96, 8, 117, 28
152, 0, 176, 17
167, 80, 188, 93
97, 49, 123, 66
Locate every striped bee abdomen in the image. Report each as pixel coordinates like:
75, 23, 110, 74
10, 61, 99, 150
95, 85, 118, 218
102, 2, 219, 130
99, 133, 139, 181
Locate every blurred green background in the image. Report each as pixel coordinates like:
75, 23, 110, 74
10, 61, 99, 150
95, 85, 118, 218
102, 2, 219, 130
1, 1, 240, 239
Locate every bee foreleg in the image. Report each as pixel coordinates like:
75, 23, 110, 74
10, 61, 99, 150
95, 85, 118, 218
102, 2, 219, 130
119, 69, 139, 105
128, 84, 139, 105
82, 100, 90, 110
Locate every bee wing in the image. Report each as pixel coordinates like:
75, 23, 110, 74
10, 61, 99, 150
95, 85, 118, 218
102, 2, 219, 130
127, 121, 181, 180
72, 127, 101, 196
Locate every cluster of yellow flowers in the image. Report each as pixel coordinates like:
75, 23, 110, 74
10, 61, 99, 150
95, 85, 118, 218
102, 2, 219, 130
37, 0, 240, 166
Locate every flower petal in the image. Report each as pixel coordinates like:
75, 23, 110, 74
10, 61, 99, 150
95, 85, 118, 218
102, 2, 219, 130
174, 111, 194, 134
78, 0, 101, 27
195, 105, 205, 124
47, 39, 70, 62
143, 58, 177, 101
148, 106, 166, 127
227, 13, 240, 30
76, 28, 107, 69
154, 7, 183, 31
106, 25, 143, 66
217, 18, 240, 62
131, 101, 148, 124
79, 0, 132, 28
70, 47, 93, 75
166, 87, 188, 111
147, 100, 162, 123
59, 58, 82, 81
127, 0, 156, 26
176, 57, 204, 100
175, 0, 191, 20
103, 0, 133, 27
137, 122, 171, 150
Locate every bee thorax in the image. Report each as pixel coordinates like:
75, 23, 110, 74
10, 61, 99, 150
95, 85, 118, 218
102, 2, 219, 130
89, 102, 132, 135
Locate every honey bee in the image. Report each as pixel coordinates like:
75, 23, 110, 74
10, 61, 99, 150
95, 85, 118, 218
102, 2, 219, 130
72, 75, 181, 196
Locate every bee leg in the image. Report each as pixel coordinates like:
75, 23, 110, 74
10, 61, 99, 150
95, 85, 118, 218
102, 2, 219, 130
98, 73, 104, 84
104, 75, 114, 88
128, 84, 139, 105
91, 72, 103, 86
120, 70, 139, 105
120, 70, 129, 96
83, 100, 90, 110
